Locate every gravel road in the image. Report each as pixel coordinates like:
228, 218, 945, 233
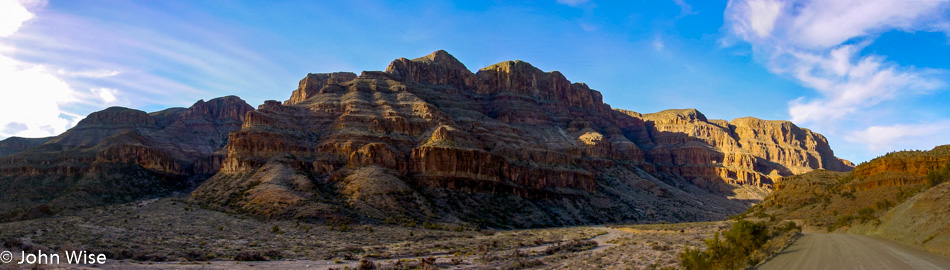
756, 233, 950, 270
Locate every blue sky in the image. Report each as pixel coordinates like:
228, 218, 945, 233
1, 0, 949, 163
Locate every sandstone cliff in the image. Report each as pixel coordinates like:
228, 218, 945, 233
638, 109, 852, 197
193, 50, 850, 227
0, 96, 253, 221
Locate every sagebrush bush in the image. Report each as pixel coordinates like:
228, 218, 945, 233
234, 251, 267, 261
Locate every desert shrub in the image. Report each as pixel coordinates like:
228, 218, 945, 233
780, 221, 800, 232
132, 252, 167, 262
419, 256, 437, 270
840, 190, 856, 200
875, 199, 894, 210
2, 237, 23, 249
543, 239, 597, 255
678, 219, 769, 270
422, 222, 442, 230
358, 258, 377, 270
185, 250, 208, 261
234, 251, 267, 261
926, 163, 950, 187
857, 207, 876, 223
830, 215, 857, 231
475, 241, 499, 262
895, 187, 918, 202
263, 249, 283, 260
679, 247, 711, 270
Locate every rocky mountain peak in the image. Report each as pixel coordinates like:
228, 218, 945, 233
180, 95, 253, 122
75, 107, 157, 128
385, 50, 475, 89
285, 72, 359, 105
644, 109, 708, 123
412, 49, 463, 66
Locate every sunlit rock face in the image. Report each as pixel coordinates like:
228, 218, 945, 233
194, 50, 851, 227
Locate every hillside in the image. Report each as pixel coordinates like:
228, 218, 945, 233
750, 144, 950, 255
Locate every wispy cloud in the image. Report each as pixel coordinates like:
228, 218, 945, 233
672, 0, 698, 17
0, 0, 91, 139
0, 0, 293, 140
57, 69, 120, 78
725, 0, 950, 156
847, 121, 950, 152
653, 37, 665, 51
556, 0, 590, 7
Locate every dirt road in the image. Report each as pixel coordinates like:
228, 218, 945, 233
756, 233, 950, 270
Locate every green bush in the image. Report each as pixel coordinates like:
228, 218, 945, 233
857, 207, 876, 223
875, 199, 894, 210
679, 219, 769, 270
926, 163, 950, 187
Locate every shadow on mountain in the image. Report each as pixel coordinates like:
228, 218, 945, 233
0, 51, 850, 228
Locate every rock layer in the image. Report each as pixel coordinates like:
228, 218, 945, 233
194, 50, 850, 227
640, 110, 852, 191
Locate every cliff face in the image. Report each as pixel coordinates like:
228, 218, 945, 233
193, 50, 850, 227
639, 110, 852, 192
0, 96, 253, 221
853, 145, 950, 178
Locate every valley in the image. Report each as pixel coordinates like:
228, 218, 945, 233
0, 50, 946, 269
0, 197, 727, 269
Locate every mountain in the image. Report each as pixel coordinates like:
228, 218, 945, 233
0, 136, 52, 157
0, 96, 253, 221
750, 144, 950, 255
192, 50, 850, 227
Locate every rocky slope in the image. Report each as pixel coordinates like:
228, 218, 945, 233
750, 144, 950, 254
193, 50, 850, 227
0, 96, 253, 221
855, 180, 950, 256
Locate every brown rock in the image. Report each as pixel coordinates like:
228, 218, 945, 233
285, 72, 358, 105
194, 50, 850, 226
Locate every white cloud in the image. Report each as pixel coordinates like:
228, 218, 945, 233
0, 54, 81, 138
744, 0, 783, 38
57, 69, 121, 78
787, 0, 949, 49
0, 0, 113, 139
556, 0, 590, 7
786, 45, 941, 124
0, 0, 34, 37
91, 87, 117, 103
725, 0, 950, 157
847, 121, 950, 151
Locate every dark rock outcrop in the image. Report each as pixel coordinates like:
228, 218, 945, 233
0, 136, 51, 157
0, 96, 253, 221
